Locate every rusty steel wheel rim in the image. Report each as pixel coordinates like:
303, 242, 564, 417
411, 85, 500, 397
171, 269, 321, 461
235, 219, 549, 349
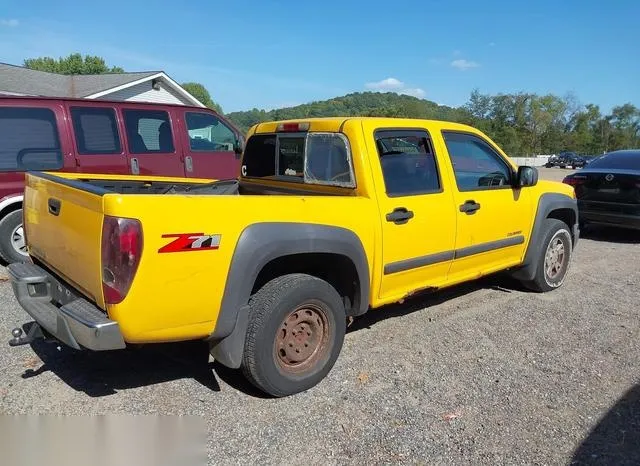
274, 303, 330, 374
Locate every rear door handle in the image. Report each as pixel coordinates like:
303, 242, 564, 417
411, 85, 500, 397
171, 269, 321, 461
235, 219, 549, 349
459, 200, 481, 215
48, 198, 61, 216
386, 207, 414, 225
185, 155, 193, 173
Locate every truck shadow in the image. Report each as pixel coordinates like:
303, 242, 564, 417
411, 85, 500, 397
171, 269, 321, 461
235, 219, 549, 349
580, 225, 640, 245
571, 382, 640, 465
347, 273, 523, 333
22, 326, 226, 397
19, 273, 524, 399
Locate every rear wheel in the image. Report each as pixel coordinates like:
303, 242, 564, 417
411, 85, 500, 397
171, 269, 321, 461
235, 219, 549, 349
241, 273, 346, 397
0, 210, 28, 264
521, 219, 573, 292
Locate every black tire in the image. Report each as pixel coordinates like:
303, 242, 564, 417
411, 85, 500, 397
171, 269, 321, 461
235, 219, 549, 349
241, 273, 346, 397
0, 209, 28, 264
521, 219, 573, 293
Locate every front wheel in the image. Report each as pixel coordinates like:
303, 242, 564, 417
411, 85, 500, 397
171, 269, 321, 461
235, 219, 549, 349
241, 273, 346, 397
0, 210, 28, 264
521, 219, 573, 292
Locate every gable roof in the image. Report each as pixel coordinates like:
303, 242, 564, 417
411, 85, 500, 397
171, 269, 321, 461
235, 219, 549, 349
71, 71, 159, 97
0, 63, 202, 106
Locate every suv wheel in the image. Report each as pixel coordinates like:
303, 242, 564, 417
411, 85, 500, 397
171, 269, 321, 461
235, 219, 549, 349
521, 219, 573, 292
0, 210, 28, 264
241, 273, 346, 397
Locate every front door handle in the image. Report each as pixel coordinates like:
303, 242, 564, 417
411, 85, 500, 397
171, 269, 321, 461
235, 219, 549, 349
130, 157, 140, 175
459, 200, 481, 215
185, 155, 193, 173
386, 207, 414, 225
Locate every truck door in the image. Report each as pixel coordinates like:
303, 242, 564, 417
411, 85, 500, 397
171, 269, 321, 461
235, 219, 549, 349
438, 130, 533, 282
366, 125, 457, 302
178, 109, 242, 180
120, 106, 186, 177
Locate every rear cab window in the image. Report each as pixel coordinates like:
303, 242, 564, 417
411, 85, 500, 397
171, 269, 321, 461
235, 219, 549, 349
241, 130, 355, 188
0, 106, 63, 171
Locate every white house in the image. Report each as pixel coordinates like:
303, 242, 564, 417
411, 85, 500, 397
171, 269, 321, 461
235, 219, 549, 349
0, 62, 205, 107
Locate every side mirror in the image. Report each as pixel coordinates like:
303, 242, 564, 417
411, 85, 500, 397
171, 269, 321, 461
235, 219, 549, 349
516, 165, 538, 187
233, 137, 244, 158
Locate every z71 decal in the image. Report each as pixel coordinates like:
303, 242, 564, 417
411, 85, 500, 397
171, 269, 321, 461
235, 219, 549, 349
158, 233, 222, 253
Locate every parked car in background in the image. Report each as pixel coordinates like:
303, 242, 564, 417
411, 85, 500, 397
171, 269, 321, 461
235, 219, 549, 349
6, 117, 578, 397
562, 149, 640, 230
0, 96, 244, 263
546, 151, 586, 169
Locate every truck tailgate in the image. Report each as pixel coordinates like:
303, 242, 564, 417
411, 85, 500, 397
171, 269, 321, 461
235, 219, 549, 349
24, 173, 105, 308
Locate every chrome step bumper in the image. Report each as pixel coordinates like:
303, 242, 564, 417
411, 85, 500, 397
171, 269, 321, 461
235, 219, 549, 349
7, 262, 126, 351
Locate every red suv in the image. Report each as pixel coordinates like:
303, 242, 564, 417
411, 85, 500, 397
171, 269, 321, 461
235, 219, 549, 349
0, 96, 244, 263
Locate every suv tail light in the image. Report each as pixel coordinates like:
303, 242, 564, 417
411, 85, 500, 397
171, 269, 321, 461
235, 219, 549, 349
562, 175, 586, 186
101, 216, 143, 305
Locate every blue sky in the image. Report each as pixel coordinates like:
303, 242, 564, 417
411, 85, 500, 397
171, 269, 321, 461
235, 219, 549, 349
1, 0, 638, 113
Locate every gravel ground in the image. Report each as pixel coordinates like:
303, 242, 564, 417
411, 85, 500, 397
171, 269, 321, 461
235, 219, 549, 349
1, 167, 639, 465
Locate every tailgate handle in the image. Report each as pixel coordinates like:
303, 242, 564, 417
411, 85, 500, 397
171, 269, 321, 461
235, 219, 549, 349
48, 198, 61, 216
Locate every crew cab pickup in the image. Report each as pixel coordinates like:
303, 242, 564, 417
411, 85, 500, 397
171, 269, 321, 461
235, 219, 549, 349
6, 117, 579, 397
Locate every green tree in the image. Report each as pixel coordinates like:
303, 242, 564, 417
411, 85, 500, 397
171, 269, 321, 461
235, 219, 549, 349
225, 90, 638, 156
181, 82, 223, 114
23, 53, 124, 74
608, 104, 640, 150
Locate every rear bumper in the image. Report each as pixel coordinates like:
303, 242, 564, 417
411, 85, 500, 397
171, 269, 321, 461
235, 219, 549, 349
7, 262, 126, 351
579, 209, 640, 230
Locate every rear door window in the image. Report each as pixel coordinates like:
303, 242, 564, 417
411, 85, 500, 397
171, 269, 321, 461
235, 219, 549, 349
123, 109, 175, 154
242, 132, 355, 187
0, 107, 63, 171
375, 130, 441, 197
70, 107, 122, 155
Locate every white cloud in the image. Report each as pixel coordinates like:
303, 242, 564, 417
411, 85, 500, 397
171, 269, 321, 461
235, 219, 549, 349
364, 77, 426, 99
365, 77, 404, 91
451, 59, 480, 71
400, 87, 426, 98
0, 19, 19, 27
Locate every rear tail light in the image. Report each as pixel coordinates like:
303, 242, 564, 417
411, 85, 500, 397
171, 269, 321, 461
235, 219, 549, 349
562, 176, 586, 186
101, 216, 143, 305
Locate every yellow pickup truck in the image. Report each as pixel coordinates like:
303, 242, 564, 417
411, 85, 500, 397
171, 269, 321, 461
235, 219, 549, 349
6, 117, 578, 397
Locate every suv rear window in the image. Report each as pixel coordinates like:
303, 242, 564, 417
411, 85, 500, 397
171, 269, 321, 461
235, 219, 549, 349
242, 132, 355, 187
0, 107, 63, 171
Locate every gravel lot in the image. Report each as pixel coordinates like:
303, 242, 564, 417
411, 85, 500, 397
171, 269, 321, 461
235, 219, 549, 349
1, 167, 639, 465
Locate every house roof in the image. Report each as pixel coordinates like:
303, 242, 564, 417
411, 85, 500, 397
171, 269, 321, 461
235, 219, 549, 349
0, 62, 160, 98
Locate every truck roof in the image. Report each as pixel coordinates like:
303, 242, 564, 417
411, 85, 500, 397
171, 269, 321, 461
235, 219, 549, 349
252, 116, 482, 135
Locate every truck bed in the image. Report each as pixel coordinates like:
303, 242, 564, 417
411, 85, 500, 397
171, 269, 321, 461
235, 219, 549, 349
70, 177, 240, 195
66, 176, 347, 197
